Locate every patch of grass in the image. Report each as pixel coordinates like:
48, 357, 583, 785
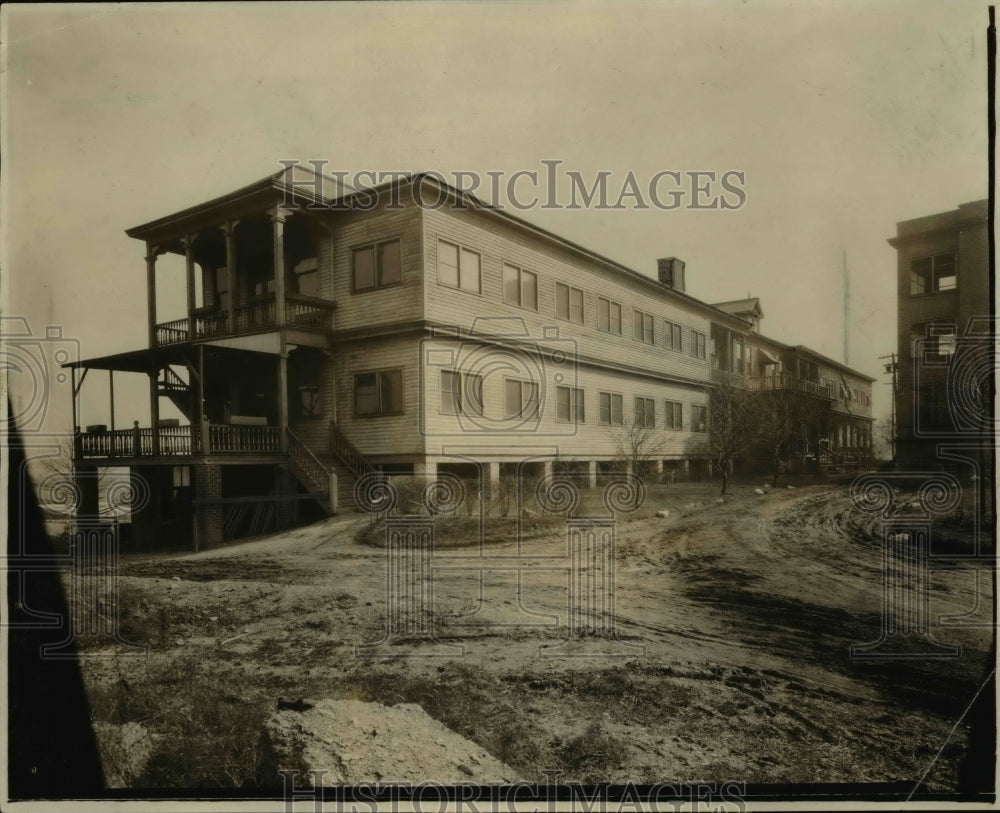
557, 721, 625, 780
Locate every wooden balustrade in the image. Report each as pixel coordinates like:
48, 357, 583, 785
154, 292, 333, 346
76, 423, 280, 458
747, 373, 834, 399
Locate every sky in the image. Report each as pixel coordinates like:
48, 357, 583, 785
1, 0, 991, 436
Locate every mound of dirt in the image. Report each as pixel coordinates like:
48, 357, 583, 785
261, 699, 520, 785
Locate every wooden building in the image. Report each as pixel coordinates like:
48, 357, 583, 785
68, 167, 874, 548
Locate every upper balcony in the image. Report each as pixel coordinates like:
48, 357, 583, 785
746, 372, 836, 400
129, 170, 343, 351
154, 292, 335, 347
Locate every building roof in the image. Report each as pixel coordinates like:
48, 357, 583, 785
711, 297, 764, 319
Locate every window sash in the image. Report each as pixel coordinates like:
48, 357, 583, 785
441, 370, 461, 415
557, 283, 584, 323
438, 240, 460, 289
353, 246, 376, 291
598, 298, 621, 334
599, 392, 623, 425
505, 379, 538, 420
378, 240, 401, 286
355, 370, 402, 416
634, 397, 655, 427
665, 400, 682, 429
557, 386, 584, 422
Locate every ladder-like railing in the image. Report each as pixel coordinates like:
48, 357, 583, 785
330, 422, 376, 479
286, 427, 330, 493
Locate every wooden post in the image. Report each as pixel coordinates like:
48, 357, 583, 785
271, 209, 287, 327
149, 368, 160, 457
184, 235, 196, 340
278, 343, 289, 453
223, 221, 238, 331
199, 345, 208, 454
108, 371, 115, 455
146, 246, 158, 348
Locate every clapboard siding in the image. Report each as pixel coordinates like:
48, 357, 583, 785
421, 206, 715, 383
421, 341, 710, 460
330, 334, 424, 458
319, 196, 423, 332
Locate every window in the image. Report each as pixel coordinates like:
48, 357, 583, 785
556, 282, 584, 324
914, 322, 958, 363
504, 379, 539, 420
691, 405, 708, 432
599, 392, 623, 426
634, 396, 656, 428
293, 258, 320, 297
354, 370, 403, 416
440, 370, 483, 416
503, 264, 538, 310
353, 239, 402, 292
919, 384, 951, 426
556, 386, 585, 423
598, 297, 622, 335
437, 240, 481, 294
910, 253, 957, 295
633, 310, 654, 344
665, 400, 682, 430
691, 330, 707, 360
664, 321, 683, 352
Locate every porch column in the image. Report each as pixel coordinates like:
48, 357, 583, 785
184, 235, 196, 340
542, 460, 553, 479
223, 221, 238, 330
587, 460, 598, 488
271, 209, 287, 327
146, 246, 158, 348
277, 346, 289, 452
108, 371, 115, 433
148, 368, 160, 456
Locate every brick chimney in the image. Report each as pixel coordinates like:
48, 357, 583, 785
657, 257, 685, 292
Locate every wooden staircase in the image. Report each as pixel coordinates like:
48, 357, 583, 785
157, 366, 193, 420
283, 423, 377, 515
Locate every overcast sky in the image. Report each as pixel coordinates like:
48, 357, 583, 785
2, 1, 990, 434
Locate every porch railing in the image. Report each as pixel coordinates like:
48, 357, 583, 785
330, 422, 376, 479
747, 373, 835, 399
153, 293, 334, 347
77, 425, 193, 458
155, 318, 189, 346
76, 423, 280, 458
208, 424, 281, 453
286, 427, 330, 493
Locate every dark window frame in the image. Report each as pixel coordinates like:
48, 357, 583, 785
353, 369, 404, 417
351, 238, 403, 293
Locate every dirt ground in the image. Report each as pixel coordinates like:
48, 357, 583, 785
73, 481, 994, 792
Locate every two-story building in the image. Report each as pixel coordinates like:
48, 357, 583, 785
68, 167, 874, 549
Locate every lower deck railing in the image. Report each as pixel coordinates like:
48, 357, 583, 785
77, 424, 281, 458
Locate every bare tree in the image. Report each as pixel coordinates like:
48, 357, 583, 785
707, 379, 756, 496
752, 390, 826, 486
609, 416, 665, 504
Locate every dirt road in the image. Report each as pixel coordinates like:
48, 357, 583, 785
76, 482, 993, 791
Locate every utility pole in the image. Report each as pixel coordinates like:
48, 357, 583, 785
879, 352, 898, 462
843, 250, 849, 365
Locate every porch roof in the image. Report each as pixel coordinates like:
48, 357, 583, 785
62, 342, 281, 372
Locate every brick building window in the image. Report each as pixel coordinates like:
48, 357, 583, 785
910, 253, 957, 295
